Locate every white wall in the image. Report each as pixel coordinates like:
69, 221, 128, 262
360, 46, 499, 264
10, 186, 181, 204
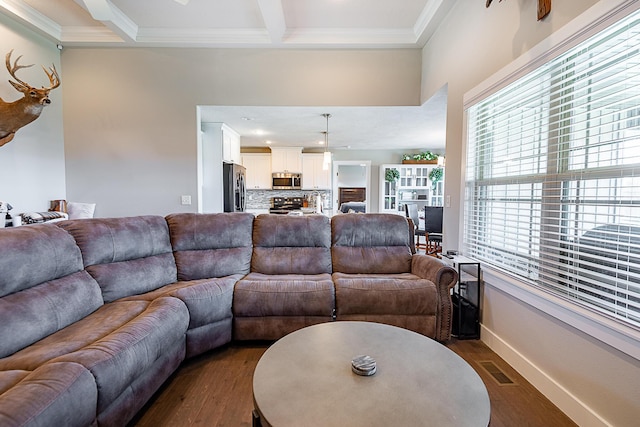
421, 1, 640, 425
0, 13, 65, 215
61, 48, 422, 218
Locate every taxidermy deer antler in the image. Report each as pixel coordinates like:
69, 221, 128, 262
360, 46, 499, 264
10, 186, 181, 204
486, 0, 551, 21
0, 50, 60, 147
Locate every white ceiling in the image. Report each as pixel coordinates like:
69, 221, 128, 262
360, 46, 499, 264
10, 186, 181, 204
200, 85, 447, 151
1, 0, 452, 151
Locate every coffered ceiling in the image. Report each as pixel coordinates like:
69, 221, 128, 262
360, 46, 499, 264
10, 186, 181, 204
2, 0, 452, 48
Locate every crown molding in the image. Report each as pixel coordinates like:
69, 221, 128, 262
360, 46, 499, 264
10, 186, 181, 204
0, 0, 62, 41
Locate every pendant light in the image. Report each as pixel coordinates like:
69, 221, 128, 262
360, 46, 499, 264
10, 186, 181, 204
322, 113, 331, 170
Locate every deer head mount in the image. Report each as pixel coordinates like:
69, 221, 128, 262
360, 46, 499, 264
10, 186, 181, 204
486, 0, 551, 21
0, 50, 61, 147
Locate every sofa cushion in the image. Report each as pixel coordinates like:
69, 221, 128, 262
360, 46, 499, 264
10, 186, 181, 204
252, 214, 332, 275
332, 272, 438, 316
52, 297, 189, 412
0, 300, 162, 370
0, 370, 28, 396
120, 275, 240, 329
331, 214, 412, 274
0, 298, 188, 423
0, 224, 104, 359
59, 216, 178, 302
0, 362, 97, 427
0, 224, 85, 297
0, 270, 103, 359
166, 212, 254, 280
234, 273, 335, 317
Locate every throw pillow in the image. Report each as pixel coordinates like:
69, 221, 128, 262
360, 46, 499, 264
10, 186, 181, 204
67, 202, 96, 219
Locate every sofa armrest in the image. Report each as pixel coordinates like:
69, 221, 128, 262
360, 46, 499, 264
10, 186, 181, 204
411, 255, 458, 341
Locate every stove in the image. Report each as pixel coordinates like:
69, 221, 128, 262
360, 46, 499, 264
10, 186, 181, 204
269, 197, 304, 214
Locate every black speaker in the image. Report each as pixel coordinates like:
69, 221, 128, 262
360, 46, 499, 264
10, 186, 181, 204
452, 294, 479, 338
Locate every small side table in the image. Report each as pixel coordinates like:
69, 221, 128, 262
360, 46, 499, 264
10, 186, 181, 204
441, 255, 481, 339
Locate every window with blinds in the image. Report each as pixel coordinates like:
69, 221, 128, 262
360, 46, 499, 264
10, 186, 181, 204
465, 9, 640, 328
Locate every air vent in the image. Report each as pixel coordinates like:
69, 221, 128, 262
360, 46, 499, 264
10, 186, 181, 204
478, 361, 515, 385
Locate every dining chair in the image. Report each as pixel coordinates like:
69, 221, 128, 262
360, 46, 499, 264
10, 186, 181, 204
423, 206, 443, 255
404, 204, 427, 252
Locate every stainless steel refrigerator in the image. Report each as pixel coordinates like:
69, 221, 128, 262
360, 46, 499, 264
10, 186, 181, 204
223, 162, 246, 212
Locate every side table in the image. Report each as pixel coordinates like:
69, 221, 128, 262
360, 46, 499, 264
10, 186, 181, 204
441, 254, 481, 339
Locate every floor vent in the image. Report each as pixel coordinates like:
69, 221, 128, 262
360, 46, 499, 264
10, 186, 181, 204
478, 361, 516, 385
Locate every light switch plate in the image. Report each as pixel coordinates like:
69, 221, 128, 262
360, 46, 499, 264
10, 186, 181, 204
445, 195, 451, 208
181, 195, 191, 205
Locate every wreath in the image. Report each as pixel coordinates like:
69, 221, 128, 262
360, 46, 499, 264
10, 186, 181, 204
428, 167, 443, 187
385, 168, 400, 182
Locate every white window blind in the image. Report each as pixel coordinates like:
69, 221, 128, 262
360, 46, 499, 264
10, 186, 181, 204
465, 9, 640, 328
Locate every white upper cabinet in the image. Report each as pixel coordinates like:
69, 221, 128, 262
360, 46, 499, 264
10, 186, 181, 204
301, 153, 331, 190
202, 122, 241, 165
221, 124, 241, 164
242, 153, 272, 189
270, 147, 302, 173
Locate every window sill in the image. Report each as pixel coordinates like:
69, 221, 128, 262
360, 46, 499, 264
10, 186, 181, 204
482, 266, 640, 362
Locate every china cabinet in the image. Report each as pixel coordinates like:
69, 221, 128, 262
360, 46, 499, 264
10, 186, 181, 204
379, 164, 444, 214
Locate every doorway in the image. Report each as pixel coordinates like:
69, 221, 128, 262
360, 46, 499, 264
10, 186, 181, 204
332, 161, 371, 213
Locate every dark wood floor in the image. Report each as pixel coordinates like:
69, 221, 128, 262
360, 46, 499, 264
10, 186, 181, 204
131, 339, 576, 427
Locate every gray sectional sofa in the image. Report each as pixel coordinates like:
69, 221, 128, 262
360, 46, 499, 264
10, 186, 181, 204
0, 212, 457, 427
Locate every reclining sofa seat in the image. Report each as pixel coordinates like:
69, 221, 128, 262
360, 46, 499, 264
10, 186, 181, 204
331, 213, 457, 340
233, 214, 335, 340
0, 222, 190, 427
165, 212, 254, 351
59, 215, 244, 360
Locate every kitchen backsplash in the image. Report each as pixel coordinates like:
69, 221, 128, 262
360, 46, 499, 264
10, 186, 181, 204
246, 189, 331, 209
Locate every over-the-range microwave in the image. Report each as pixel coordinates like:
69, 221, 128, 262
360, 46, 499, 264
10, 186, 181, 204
272, 172, 301, 190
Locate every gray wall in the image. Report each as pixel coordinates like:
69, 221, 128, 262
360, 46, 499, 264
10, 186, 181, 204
337, 164, 367, 188
0, 13, 65, 214
332, 149, 406, 212
420, 1, 640, 425
61, 48, 422, 218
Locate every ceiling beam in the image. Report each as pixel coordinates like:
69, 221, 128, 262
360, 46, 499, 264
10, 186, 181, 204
256, 0, 286, 44
80, 0, 112, 21
76, 0, 138, 42
414, 0, 454, 47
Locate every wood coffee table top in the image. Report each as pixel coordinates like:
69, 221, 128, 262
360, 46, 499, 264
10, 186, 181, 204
253, 321, 490, 427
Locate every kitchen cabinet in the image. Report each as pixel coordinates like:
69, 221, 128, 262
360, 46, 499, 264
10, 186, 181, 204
221, 124, 241, 164
201, 122, 241, 165
270, 147, 302, 173
242, 153, 272, 189
301, 153, 332, 190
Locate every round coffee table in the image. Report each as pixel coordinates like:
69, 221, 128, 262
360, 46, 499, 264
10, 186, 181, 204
252, 321, 490, 427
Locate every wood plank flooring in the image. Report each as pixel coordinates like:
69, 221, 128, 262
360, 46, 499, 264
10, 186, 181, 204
131, 339, 576, 427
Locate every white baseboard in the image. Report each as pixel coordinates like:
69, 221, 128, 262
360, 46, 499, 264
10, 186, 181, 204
480, 325, 611, 427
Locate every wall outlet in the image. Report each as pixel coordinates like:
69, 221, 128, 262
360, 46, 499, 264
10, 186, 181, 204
181, 195, 192, 205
